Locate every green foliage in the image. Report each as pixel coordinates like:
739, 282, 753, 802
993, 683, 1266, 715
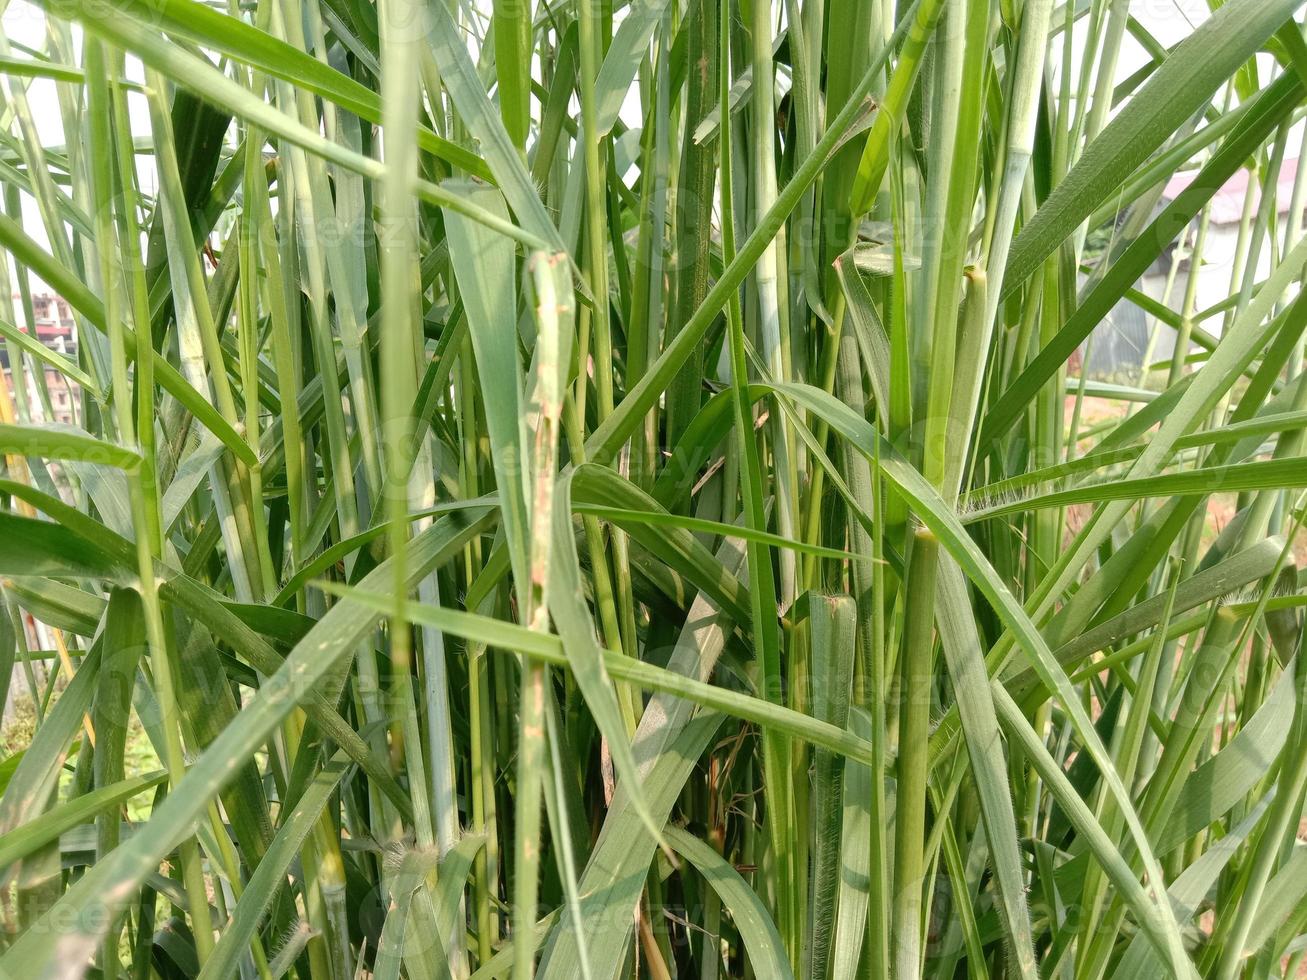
1, 0, 1307, 977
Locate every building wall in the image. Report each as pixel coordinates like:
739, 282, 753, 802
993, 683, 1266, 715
2, 292, 80, 426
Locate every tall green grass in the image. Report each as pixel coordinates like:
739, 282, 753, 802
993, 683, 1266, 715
1, 0, 1307, 977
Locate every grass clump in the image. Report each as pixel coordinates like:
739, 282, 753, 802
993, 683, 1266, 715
2, 0, 1307, 977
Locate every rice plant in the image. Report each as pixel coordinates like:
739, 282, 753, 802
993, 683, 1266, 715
2, 0, 1307, 975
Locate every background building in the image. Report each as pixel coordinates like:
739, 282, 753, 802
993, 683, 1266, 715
2, 291, 79, 426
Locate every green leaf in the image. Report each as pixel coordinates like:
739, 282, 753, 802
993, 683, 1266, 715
0, 508, 492, 977
0, 423, 138, 470
197, 756, 352, 980
0, 772, 166, 872
664, 826, 794, 979
802, 593, 859, 980
985, 68, 1303, 446
321, 585, 876, 766
0, 511, 128, 582
0, 210, 257, 467
425, 7, 572, 257
935, 558, 1037, 979
1159, 668, 1294, 854
963, 458, 1307, 523
765, 380, 1193, 975
1002, 0, 1305, 295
